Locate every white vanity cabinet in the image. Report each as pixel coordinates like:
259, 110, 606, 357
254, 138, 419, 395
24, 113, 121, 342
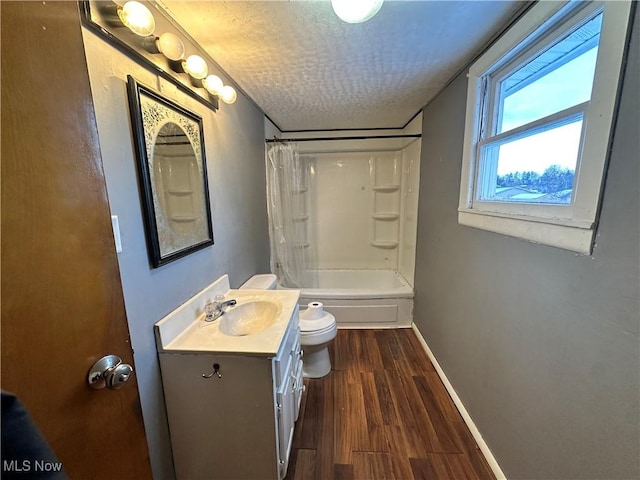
159, 310, 303, 480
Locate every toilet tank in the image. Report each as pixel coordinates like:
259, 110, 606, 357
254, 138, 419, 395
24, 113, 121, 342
240, 274, 277, 290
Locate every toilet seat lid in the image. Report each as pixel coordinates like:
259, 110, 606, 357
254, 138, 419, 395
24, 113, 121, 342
299, 315, 335, 333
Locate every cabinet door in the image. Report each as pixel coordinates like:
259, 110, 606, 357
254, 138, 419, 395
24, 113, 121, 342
292, 362, 304, 421
276, 368, 295, 479
160, 354, 278, 480
290, 334, 304, 421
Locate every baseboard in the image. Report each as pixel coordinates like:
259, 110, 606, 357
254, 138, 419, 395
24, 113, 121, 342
411, 323, 507, 480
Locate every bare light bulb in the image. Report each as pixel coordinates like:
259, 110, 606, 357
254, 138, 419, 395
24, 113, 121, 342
220, 85, 237, 104
331, 0, 383, 23
182, 55, 208, 79
203, 75, 224, 95
118, 1, 155, 36
156, 32, 185, 61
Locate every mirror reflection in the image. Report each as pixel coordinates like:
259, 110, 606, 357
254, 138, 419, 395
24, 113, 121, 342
152, 121, 206, 240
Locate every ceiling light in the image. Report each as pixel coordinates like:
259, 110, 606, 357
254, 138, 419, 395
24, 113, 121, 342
156, 32, 185, 61
203, 75, 224, 95
117, 1, 155, 36
220, 86, 237, 105
331, 0, 383, 24
182, 55, 208, 79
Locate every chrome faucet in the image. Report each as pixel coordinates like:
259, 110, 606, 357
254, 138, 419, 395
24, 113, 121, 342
204, 295, 237, 322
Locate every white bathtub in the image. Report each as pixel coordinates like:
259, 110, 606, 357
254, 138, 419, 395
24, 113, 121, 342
279, 270, 414, 328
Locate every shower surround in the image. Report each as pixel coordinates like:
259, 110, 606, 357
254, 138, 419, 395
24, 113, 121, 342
269, 118, 422, 328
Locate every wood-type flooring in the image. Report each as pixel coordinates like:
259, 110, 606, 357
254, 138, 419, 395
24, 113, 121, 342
285, 329, 495, 480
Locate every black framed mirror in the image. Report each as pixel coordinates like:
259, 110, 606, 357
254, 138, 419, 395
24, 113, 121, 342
126, 75, 214, 268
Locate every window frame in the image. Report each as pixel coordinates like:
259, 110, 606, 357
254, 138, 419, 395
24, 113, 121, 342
458, 0, 633, 254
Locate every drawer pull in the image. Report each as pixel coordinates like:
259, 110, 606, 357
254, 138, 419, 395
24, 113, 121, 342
202, 363, 222, 379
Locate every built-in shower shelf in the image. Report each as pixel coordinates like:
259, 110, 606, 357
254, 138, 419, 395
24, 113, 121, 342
170, 216, 197, 223
371, 241, 398, 249
372, 213, 399, 220
371, 162, 400, 250
372, 185, 400, 192
167, 189, 193, 196
293, 215, 309, 222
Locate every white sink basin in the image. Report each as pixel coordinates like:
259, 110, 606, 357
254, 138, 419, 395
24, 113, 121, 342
218, 301, 280, 337
155, 275, 300, 355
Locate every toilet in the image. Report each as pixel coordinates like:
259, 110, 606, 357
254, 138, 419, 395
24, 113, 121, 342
297, 302, 337, 378
240, 274, 337, 378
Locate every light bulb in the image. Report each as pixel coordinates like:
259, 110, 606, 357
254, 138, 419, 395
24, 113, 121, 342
156, 32, 185, 61
220, 85, 237, 105
182, 55, 208, 79
203, 75, 223, 95
118, 1, 155, 36
331, 0, 383, 23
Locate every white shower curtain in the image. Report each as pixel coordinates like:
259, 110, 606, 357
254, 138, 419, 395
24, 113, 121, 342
266, 143, 308, 288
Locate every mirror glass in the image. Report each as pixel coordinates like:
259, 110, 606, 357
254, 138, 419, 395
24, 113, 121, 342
150, 121, 208, 256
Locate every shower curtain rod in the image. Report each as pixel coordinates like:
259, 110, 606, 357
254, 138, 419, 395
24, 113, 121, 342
266, 134, 421, 143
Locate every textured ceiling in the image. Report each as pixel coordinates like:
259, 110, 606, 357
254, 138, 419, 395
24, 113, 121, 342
159, 1, 523, 131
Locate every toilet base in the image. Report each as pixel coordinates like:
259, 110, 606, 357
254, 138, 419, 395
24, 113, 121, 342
302, 346, 331, 378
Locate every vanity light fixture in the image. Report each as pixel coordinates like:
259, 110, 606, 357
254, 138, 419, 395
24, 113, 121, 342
117, 1, 155, 36
98, 0, 238, 109
203, 75, 224, 95
331, 0, 383, 23
182, 54, 208, 79
219, 85, 237, 105
204, 75, 237, 105
156, 32, 185, 61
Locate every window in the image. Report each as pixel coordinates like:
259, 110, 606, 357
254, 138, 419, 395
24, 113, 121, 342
458, 1, 633, 253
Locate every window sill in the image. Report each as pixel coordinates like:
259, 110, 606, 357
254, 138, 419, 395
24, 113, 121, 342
458, 209, 595, 254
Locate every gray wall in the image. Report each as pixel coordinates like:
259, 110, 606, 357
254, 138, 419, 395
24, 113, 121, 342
82, 30, 270, 479
413, 10, 639, 480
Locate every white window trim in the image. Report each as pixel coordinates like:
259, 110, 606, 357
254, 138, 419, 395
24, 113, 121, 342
458, 0, 633, 254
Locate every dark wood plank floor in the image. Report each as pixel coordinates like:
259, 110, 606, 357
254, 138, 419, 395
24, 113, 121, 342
285, 329, 495, 480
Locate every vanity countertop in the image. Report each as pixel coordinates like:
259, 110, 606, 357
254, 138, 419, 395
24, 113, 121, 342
155, 288, 300, 356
